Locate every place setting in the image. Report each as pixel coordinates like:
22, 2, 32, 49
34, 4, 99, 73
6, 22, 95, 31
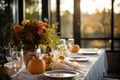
65, 56, 89, 62
43, 70, 79, 79
77, 48, 99, 55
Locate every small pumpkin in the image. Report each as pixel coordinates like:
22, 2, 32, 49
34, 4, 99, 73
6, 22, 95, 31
70, 44, 80, 53
27, 55, 46, 74
43, 54, 54, 71
43, 54, 54, 63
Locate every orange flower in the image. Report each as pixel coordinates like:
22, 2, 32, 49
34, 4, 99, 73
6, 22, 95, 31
36, 21, 46, 30
12, 24, 22, 33
44, 23, 50, 28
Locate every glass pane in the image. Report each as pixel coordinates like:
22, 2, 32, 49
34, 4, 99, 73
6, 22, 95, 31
25, 0, 42, 20
81, 0, 111, 38
60, 0, 73, 38
81, 40, 111, 50
51, 0, 56, 24
114, 40, 120, 50
0, 0, 13, 27
114, 0, 120, 38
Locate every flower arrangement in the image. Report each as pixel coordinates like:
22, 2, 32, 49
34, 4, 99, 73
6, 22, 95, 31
0, 20, 60, 50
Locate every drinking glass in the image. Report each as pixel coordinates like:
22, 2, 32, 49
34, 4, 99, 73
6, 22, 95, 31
12, 51, 23, 80
56, 39, 68, 62
66, 38, 74, 50
6, 48, 13, 68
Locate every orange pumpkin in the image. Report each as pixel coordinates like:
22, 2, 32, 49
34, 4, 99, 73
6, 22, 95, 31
27, 55, 46, 74
71, 44, 80, 53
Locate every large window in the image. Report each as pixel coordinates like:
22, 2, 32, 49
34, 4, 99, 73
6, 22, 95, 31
0, 0, 120, 52
58, 0, 120, 51
81, 0, 120, 51
81, 0, 112, 50
60, 0, 73, 38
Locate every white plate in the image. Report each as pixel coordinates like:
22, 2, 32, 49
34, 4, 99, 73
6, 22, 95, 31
44, 70, 79, 78
66, 56, 89, 62
78, 49, 98, 55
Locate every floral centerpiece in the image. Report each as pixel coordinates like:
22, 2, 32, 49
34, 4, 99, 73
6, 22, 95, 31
0, 19, 60, 67
0, 19, 60, 50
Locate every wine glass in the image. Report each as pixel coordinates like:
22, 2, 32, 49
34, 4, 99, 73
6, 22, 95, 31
66, 38, 74, 50
6, 48, 13, 68
12, 51, 23, 80
56, 39, 68, 62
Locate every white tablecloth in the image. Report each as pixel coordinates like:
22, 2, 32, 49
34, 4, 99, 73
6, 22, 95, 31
82, 49, 107, 80
10, 48, 107, 80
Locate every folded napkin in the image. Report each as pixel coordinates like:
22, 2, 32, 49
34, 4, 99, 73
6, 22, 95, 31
53, 62, 74, 70
53, 59, 86, 71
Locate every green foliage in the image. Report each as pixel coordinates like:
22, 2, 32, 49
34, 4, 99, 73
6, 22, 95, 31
0, 19, 60, 50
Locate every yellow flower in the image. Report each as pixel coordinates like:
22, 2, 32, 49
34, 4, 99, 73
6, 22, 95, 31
22, 19, 30, 26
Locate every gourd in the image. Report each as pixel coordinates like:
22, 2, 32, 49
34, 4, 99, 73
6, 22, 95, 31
71, 44, 80, 53
27, 55, 46, 74
43, 53, 54, 71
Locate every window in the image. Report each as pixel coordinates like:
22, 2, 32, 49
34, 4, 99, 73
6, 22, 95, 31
25, 0, 42, 20
50, 0, 57, 24
80, 0, 112, 50
0, 0, 14, 27
48, 0, 120, 51
114, 0, 120, 50
60, 0, 73, 38
0, 0, 120, 52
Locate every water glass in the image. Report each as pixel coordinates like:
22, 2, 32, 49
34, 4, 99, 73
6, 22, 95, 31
12, 51, 23, 80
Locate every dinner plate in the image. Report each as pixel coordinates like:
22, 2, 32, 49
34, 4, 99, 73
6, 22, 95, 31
66, 56, 89, 62
78, 49, 98, 55
44, 70, 79, 78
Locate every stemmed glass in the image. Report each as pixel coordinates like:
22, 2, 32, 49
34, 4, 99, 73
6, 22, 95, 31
56, 39, 68, 62
12, 51, 23, 80
66, 38, 74, 50
6, 48, 13, 68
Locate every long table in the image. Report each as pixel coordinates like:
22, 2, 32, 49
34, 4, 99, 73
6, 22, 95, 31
81, 49, 108, 80
10, 48, 107, 80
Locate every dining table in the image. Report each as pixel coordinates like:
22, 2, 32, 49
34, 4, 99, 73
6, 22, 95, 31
6, 48, 107, 80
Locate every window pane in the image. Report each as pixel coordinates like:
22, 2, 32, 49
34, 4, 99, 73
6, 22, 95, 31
25, 0, 42, 20
51, 0, 56, 24
81, 0, 111, 38
114, 40, 120, 50
0, 0, 13, 27
81, 40, 111, 50
114, 0, 120, 38
60, 0, 73, 38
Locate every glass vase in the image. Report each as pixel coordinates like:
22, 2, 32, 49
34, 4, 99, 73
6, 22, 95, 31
22, 44, 37, 68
